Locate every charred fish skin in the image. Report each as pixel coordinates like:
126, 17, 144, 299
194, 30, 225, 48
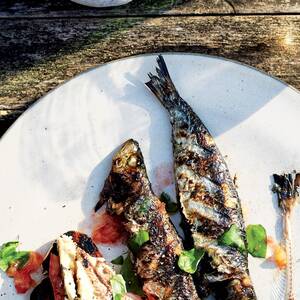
146, 55, 256, 299
96, 139, 200, 300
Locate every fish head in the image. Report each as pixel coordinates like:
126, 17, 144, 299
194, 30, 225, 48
96, 139, 150, 213
112, 139, 144, 174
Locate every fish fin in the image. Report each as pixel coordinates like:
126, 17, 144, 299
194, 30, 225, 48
94, 199, 104, 212
95, 176, 111, 211
145, 55, 180, 111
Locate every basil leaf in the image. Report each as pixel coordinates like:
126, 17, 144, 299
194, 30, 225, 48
0, 241, 19, 271
160, 192, 178, 213
0, 241, 19, 257
111, 255, 124, 265
218, 224, 246, 252
0, 241, 30, 272
120, 255, 144, 296
110, 274, 127, 300
246, 224, 267, 258
128, 230, 149, 254
178, 248, 204, 274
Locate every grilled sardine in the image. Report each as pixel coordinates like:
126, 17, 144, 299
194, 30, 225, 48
96, 139, 200, 300
146, 55, 256, 299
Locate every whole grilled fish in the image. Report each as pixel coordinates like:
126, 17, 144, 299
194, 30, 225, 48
96, 139, 200, 300
146, 55, 256, 299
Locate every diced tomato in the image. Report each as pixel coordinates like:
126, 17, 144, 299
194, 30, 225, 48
266, 236, 287, 270
6, 252, 43, 294
92, 212, 128, 245
20, 252, 43, 274
14, 272, 35, 294
49, 254, 65, 300
273, 245, 287, 270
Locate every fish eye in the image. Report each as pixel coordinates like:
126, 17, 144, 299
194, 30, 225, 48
115, 158, 123, 168
127, 154, 140, 167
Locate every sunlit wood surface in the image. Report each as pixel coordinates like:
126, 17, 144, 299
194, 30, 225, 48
1, 0, 300, 135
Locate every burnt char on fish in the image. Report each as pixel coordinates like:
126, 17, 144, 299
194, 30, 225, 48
96, 139, 200, 300
145, 55, 256, 299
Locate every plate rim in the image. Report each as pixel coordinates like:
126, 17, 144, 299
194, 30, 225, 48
70, 0, 132, 7
2, 52, 299, 142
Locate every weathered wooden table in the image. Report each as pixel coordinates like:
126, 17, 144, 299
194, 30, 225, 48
1, 0, 300, 136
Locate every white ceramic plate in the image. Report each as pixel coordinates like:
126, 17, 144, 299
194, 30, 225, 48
0, 53, 299, 299
71, 0, 132, 7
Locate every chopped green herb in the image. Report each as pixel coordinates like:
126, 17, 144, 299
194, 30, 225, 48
160, 192, 178, 213
178, 248, 204, 274
110, 274, 127, 300
246, 224, 267, 258
128, 230, 149, 254
0, 241, 30, 272
111, 255, 124, 265
218, 224, 246, 252
120, 255, 144, 296
0, 242, 18, 271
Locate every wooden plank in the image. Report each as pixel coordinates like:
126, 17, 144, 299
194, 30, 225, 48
1, 15, 300, 130
232, 0, 300, 13
1, 0, 300, 17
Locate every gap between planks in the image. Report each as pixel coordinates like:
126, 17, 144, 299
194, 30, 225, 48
2, 12, 300, 19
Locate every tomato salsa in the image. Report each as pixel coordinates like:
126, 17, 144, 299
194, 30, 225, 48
92, 212, 128, 245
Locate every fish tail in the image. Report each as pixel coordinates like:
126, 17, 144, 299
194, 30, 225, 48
146, 55, 180, 111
